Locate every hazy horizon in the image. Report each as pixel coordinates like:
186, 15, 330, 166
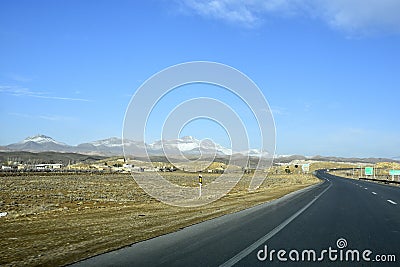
1, 1, 400, 158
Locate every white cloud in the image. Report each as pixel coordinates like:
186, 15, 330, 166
4, 73, 33, 82
178, 0, 400, 35
9, 112, 75, 121
180, 0, 261, 27
312, 0, 400, 35
0, 85, 90, 102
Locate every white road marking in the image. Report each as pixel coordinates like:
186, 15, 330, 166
387, 200, 397, 205
364, 188, 368, 190
219, 183, 332, 267
372, 192, 377, 195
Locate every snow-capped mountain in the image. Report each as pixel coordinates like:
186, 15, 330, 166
22, 135, 67, 145
147, 136, 232, 156
6, 135, 72, 152
88, 137, 124, 147
78, 137, 146, 155
237, 149, 271, 158
4, 134, 260, 157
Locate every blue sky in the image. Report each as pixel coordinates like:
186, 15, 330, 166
1, 0, 400, 158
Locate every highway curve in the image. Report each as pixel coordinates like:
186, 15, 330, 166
70, 170, 399, 266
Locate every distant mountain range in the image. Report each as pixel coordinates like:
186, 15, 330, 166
1, 135, 398, 164
2, 134, 261, 157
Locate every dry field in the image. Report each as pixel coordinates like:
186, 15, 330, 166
0, 172, 319, 266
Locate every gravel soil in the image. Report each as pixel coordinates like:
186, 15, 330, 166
0, 172, 319, 266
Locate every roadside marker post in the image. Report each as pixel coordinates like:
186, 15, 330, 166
199, 174, 203, 198
373, 165, 376, 179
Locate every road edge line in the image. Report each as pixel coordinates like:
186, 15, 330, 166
219, 179, 332, 267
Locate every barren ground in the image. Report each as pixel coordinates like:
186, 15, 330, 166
0, 172, 319, 266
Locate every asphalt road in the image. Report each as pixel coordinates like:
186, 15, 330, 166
71, 171, 400, 266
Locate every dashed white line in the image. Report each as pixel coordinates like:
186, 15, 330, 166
387, 200, 397, 205
372, 192, 377, 195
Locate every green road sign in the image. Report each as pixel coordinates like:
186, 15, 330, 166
389, 170, 400, 175
365, 167, 373, 176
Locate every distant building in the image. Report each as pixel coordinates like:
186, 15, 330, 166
131, 166, 144, 172
144, 167, 158, 172
214, 167, 225, 173
17, 164, 26, 170
1, 166, 12, 171
35, 163, 62, 170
